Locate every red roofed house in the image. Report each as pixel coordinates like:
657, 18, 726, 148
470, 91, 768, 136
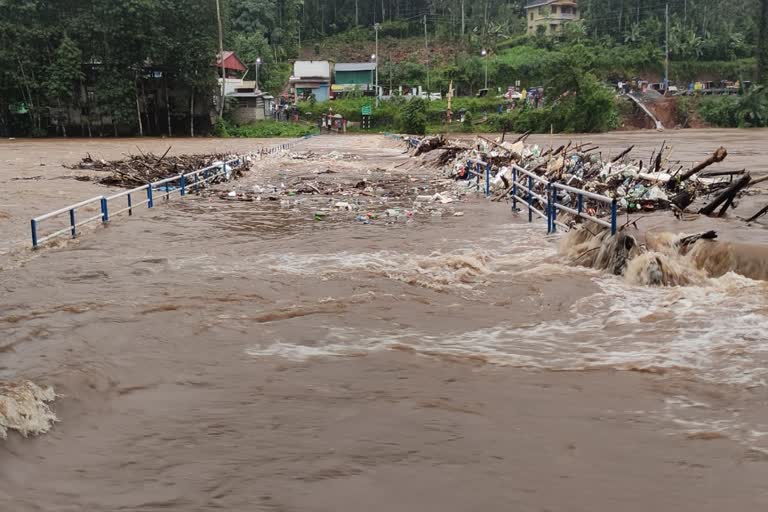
213, 51, 249, 97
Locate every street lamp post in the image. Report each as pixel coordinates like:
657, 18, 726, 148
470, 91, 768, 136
371, 53, 378, 106
255, 57, 262, 91
374, 23, 380, 101
481, 49, 488, 90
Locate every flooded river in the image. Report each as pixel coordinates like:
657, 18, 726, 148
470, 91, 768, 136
1, 132, 768, 511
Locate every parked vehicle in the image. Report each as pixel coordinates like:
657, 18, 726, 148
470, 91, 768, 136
419, 91, 442, 101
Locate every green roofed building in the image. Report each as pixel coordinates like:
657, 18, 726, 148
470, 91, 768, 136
332, 63, 377, 95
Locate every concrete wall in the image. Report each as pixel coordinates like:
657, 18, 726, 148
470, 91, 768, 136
232, 97, 268, 124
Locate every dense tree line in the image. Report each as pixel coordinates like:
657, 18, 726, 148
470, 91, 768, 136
1, 0, 767, 136
0, 0, 218, 136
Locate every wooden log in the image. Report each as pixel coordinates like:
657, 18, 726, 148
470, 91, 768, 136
746, 204, 768, 222
156, 146, 172, 164
698, 169, 745, 178
747, 175, 768, 188
698, 173, 751, 216
670, 189, 696, 211
678, 146, 728, 183
478, 135, 512, 153
513, 131, 531, 143
611, 145, 635, 163
653, 143, 664, 173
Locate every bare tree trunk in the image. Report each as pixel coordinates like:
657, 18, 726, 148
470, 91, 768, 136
355, 0, 358, 25
135, 89, 143, 136
215, 0, 226, 120
190, 93, 195, 137
142, 81, 151, 134
166, 81, 172, 137
461, 0, 465, 35
56, 100, 67, 137
759, 0, 768, 83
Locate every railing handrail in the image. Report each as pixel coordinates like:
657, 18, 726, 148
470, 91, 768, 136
107, 184, 150, 200
506, 164, 618, 235
30, 136, 313, 249
552, 182, 614, 204
511, 164, 549, 186
34, 195, 104, 222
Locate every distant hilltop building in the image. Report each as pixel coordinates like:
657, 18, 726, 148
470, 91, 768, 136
525, 0, 580, 35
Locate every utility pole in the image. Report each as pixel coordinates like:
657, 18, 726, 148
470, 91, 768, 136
424, 15, 430, 91
481, 50, 488, 89
215, 0, 225, 119
255, 57, 262, 91
665, 2, 670, 94
374, 23, 380, 105
355, 0, 359, 26
461, 0, 465, 36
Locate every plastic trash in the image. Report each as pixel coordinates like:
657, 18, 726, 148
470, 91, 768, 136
334, 201, 354, 210
645, 186, 669, 201
432, 193, 454, 204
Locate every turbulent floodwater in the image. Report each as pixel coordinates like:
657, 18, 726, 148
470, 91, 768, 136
2, 133, 768, 511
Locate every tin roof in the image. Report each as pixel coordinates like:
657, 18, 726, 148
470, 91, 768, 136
526, 0, 577, 8
335, 63, 377, 72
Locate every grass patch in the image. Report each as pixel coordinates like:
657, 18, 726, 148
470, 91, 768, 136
215, 120, 319, 138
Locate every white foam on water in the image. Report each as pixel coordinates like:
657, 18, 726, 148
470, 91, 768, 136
0, 381, 58, 439
661, 396, 768, 453
246, 271, 768, 387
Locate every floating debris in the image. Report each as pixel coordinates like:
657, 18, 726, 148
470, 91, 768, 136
0, 380, 57, 439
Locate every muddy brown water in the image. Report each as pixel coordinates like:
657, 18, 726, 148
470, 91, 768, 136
2, 133, 768, 511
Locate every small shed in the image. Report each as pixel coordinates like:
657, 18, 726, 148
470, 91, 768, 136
230, 91, 274, 123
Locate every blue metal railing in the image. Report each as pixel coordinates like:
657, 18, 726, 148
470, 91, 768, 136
550, 181, 618, 234
507, 163, 617, 235
466, 158, 492, 196
30, 137, 313, 249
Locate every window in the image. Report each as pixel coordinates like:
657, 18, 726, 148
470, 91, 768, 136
550, 24, 558, 32
530, 12, 534, 20
539, 6, 545, 14
551, 5, 557, 14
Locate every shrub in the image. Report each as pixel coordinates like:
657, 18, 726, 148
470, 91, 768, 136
219, 120, 318, 138
399, 98, 427, 134
698, 87, 768, 128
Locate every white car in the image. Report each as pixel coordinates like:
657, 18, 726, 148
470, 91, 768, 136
419, 92, 443, 101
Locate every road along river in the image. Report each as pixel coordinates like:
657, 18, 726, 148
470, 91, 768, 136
1, 133, 768, 511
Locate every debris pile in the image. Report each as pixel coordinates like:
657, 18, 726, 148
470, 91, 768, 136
219, 152, 468, 223
67, 148, 244, 187
409, 134, 767, 226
